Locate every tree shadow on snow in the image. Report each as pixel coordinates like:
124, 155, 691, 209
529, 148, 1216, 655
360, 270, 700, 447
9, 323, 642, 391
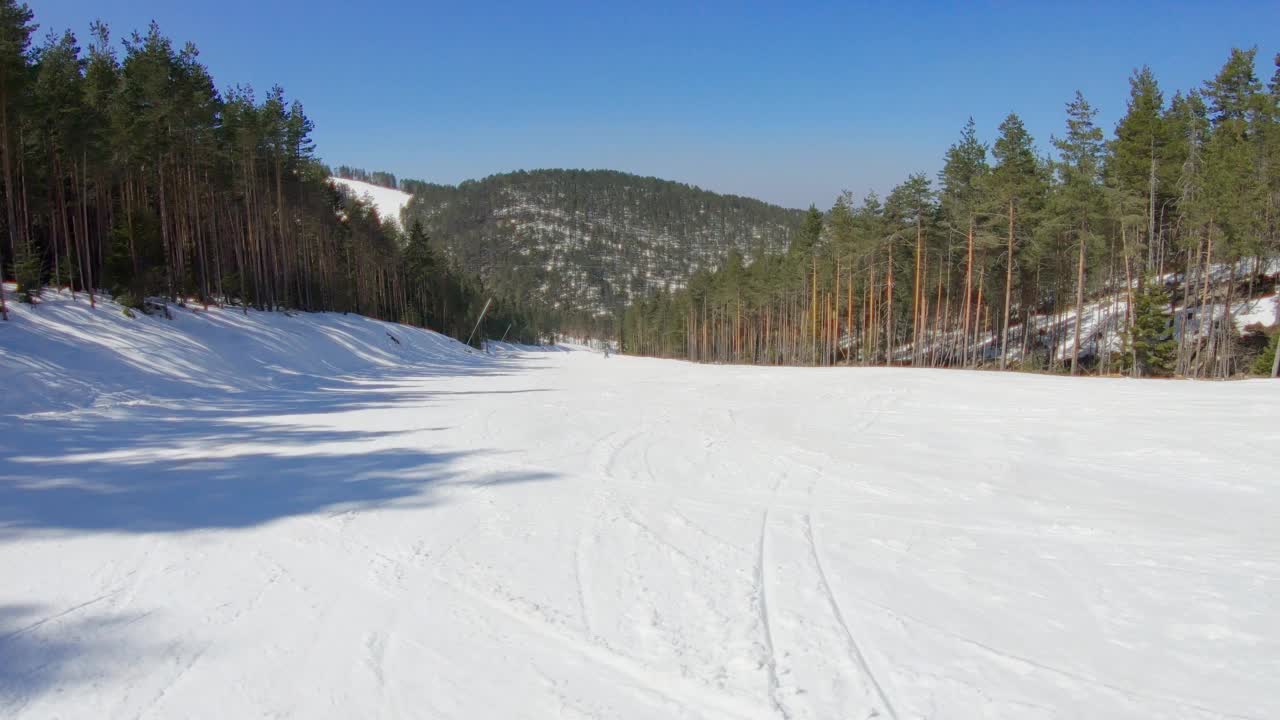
0, 372, 558, 536
0, 602, 155, 714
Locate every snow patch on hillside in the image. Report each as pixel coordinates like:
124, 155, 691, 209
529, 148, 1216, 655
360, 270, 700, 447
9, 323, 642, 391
330, 177, 413, 227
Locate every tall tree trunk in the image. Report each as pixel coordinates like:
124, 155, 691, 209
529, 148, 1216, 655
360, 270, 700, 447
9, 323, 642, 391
912, 215, 922, 364
962, 218, 974, 367
973, 268, 985, 366
1197, 223, 1215, 378
1123, 246, 1136, 377
1147, 148, 1157, 271
884, 240, 894, 364
810, 254, 818, 364
0, 83, 19, 262
1000, 198, 1015, 370
1071, 223, 1087, 376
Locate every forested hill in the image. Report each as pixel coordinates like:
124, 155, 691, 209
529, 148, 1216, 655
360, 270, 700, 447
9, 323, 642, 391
400, 169, 804, 314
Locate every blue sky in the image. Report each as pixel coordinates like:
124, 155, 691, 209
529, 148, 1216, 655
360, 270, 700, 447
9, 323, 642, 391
35, 0, 1280, 209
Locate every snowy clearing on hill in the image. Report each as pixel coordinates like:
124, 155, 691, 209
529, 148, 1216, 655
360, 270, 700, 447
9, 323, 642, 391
1, 291, 1278, 719
330, 177, 413, 226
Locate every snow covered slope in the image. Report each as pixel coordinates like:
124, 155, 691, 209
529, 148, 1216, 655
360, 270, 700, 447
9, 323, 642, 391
330, 177, 412, 227
2, 289, 477, 416
2, 292, 1278, 719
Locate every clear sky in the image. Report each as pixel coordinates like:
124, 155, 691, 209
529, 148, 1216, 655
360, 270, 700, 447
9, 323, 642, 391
34, 0, 1280, 209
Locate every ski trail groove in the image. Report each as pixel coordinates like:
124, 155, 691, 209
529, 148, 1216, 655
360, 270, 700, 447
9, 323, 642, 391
845, 590, 1264, 720
755, 508, 790, 720
0, 590, 120, 645
804, 513, 900, 720
440, 576, 769, 720
574, 508, 597, 638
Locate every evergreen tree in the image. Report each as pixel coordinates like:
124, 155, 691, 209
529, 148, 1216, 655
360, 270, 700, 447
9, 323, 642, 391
1124, 280, 1177, 376
1254, 328, 1278, 377
885, 173, 933, 363
1111, 66, 1168, 274
791, 205, 824, 258
939, 118, 989, 366
1053, 92, 1106, 374
990, 112, 1043, 368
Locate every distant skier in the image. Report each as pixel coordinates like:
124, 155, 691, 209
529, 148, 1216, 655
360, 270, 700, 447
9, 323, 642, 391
603, 346, 610, 359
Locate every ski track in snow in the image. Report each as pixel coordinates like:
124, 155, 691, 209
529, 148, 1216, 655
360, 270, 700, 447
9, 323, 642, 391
2, 290, 1279, 719
805, 513, 898, 720
754, 509, 787, 719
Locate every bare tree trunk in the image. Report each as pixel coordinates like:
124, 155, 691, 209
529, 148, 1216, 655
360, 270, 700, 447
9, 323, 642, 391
933, 255, 944, 367
1148, 148, 1157, 271
80, 154, 94, 307
1272, 316, 1280, 377
961, 218, 975, 367
884, 240, 894, 364
1000, 199, 1015, 369
912, 216, 922, 364
846, 267, 854, 365
834, 256, 841, 363
1220, 260, 1237, 378
1123, 248, 1137, 377
973, 268, 985, 367
810, 254, 818, 364
1197, 223, 1215, 378
0, 86, 19, 262
1071, 224, 1086, 376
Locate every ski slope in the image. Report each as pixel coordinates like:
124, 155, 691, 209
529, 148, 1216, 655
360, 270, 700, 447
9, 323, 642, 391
2, 292, 1278, 719
330, 177, 413, 227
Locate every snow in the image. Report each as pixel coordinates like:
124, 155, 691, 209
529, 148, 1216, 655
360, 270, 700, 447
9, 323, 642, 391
3, 291, 1279, 719
1232, 295, 1278, 330
330, 177, 413, 227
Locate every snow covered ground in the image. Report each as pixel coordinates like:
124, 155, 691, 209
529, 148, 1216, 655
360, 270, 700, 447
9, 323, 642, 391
2, 291, 1278, 719
330, 177, 413, 227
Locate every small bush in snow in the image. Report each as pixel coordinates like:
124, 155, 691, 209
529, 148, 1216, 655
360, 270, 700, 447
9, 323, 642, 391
116, 292, 144, 311
1251, 331, 1277, 376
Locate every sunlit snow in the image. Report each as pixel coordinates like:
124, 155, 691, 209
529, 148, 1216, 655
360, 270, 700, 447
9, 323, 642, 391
330, 177, 413, 228
2, 289, 1277, 719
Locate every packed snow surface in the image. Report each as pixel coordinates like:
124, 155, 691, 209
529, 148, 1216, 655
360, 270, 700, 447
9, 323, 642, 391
2, 291, 1278, 719
330, 177, 413, 226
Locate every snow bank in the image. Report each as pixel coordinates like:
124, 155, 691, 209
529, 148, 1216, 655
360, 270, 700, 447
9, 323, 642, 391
329, 177, 413, 227
0, 286, 479, 416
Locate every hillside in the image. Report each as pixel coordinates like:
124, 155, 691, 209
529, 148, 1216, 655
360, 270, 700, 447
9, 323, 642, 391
401, 169, 804, 315
4, 289, 1278, 718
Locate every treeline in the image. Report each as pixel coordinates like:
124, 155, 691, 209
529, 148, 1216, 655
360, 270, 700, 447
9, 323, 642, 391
332, 165, 399, 191
622, 49, 1280, 378
0, 3, 546, 345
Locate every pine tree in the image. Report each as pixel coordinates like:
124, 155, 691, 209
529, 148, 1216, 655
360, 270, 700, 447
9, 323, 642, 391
1124, 280, 1177, 376
885, 173, 933, 363
939, 118, 989, 366
1112, 66, 1168, 276
990, 113, 1042, 368
13, 232, 39, 302
1199, 50, 1266, 376
1054, 92, 1106, 375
